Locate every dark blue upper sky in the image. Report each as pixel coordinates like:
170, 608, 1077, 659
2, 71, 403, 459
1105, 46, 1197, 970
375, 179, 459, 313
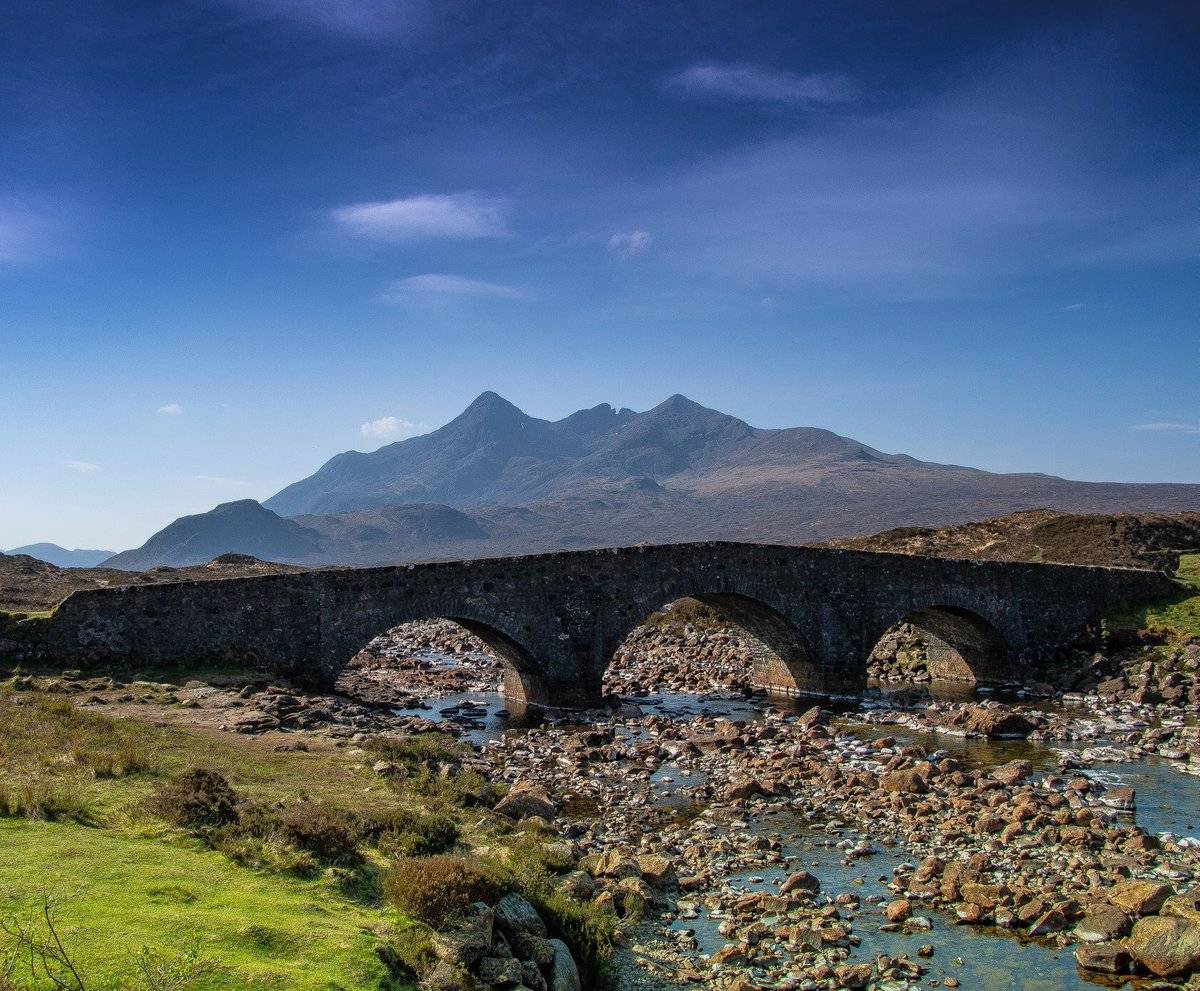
2, 0, 1197, 548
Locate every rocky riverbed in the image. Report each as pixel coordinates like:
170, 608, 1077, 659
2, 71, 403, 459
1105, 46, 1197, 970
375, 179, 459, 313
22, 616, 1200, 990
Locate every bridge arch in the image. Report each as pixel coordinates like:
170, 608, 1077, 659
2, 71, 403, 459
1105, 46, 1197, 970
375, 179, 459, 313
867, 604, 1010, 686
606, 590, 825, 697
327, 602, 554, 710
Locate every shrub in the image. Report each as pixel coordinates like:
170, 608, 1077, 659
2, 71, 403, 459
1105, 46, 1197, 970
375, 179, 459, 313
148, 769, 240, 830
270, 801, 361, 864
382, 856, 508, 928
366, 807, 459, 857
212, 831, 319, 877
367, 733, 465, 769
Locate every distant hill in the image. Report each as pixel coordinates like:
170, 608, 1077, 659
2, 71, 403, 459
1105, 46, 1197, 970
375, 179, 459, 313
102, 500, 322, 570
5, 544, 115, 568
103, 391, 1200, 569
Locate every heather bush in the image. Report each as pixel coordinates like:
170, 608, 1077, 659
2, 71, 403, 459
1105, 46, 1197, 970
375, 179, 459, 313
382, 856, 507, 928
147, 769, 240, 830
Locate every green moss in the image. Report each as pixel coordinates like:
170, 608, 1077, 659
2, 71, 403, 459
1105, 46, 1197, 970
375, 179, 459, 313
1108, 553, 1200, 640
0, 818, 401, 990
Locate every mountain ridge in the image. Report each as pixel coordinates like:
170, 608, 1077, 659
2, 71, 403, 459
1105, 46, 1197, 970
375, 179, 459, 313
106, 391, 1200, 569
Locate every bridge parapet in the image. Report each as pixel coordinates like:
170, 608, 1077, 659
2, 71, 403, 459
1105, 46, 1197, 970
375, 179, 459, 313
2, 543, 1176, 708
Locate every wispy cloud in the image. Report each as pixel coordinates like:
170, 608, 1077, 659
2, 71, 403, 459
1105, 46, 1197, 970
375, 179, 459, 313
360, 416, 429, 441
608, 230, 653, 259
666, 63, 855, 107
60, 460, 100, 474
157, 403, 183, 416
1131, 422, 1200, 435
331, 193, 508, 242
1059, 303, 1088, 312
219, 0, 424, 38
193, 474, 253, 487
640, 38, 1200, 296
381, 274, 531, 300
0, 196, 66, 265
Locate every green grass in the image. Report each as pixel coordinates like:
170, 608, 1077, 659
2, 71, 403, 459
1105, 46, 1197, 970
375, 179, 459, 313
0, 818, 397, 990
1108, 553, 1200, 640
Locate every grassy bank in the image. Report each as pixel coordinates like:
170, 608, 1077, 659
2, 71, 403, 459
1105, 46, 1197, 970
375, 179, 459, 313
1108, 553, 1200, 640
0, 682, 617, 990
0, 818, 391, 990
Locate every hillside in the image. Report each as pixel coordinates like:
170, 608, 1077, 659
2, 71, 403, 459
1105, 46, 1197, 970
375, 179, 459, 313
829, 509, 1200, 570
0, 552, 305, 614
101, 392, 1200, 569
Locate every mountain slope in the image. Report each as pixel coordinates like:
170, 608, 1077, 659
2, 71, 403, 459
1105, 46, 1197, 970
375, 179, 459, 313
102, 500, 323, 571
5, 544, 115, 568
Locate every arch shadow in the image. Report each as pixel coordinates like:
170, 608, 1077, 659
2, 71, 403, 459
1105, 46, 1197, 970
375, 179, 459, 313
339, 613, 550, 711
875, 605, 1010, 685
610, 591, 824, 698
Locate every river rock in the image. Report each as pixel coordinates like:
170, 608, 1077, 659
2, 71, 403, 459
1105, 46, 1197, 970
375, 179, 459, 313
494, 783, 558, 821
1074, 941, 1132, 974
1074, 905, 1131, 942
1127, 916, 1200, 977
1107, 879, 1173, 916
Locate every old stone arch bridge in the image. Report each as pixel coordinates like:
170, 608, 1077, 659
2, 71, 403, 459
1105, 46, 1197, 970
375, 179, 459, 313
11, 543, 1174, 709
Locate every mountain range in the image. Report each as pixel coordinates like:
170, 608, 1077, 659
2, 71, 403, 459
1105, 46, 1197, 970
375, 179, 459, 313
101, 392, 1200, 570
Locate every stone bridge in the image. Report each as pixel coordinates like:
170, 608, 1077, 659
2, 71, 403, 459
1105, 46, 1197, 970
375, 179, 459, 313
5, 543, 1175, 709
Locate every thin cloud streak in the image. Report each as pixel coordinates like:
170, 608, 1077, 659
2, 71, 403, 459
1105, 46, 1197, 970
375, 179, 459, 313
60, 460, 100, 474
1131, 423, 1200, 435
382, 274, 532, 300
218, 0, 425, 38
331, 193, 509, 242
157, 403, 183, 416
666, 63, 855, 106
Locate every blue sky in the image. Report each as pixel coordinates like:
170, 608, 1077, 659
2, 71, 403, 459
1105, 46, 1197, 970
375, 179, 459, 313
1, 0, 1197, 550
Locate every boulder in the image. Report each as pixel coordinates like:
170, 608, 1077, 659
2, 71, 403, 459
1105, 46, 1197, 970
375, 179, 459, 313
546, 938, 581, 991
494, 783, 558, 822
991, 759, 1033, 786
1164, 892, 1200, 924
1074, 905, 1131, 943
1074, 941, 1131, 975
880, 768, 928, 794
636, 854, 676, 886
476, 955, 524, 988
430, 903, 493, 967
1107, 880, 1173, 916
493, 893, 547, 940
780, 870, 821, 895
1127, 916, 1200, 977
